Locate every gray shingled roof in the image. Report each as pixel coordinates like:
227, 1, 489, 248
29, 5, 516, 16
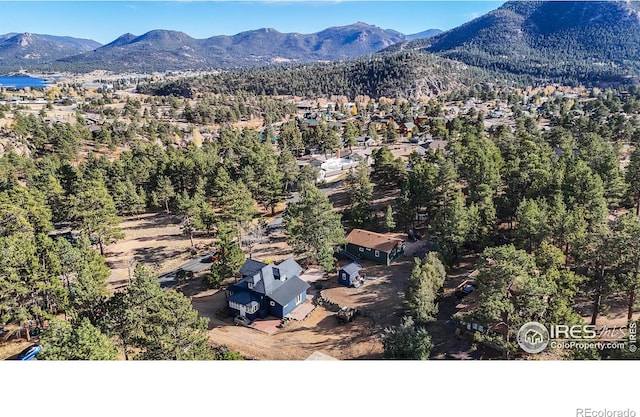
250, 266, 279, 295
269, 276, 310, 306
276, 258, 302, 280
341, 262, 362, 277
240, 259, 267, 278
235, 257, 309, 307
260, 265, 278, 295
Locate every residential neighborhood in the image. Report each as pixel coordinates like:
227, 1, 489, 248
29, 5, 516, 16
4, 1, 640, 416
1, 2, 640, 373
2, 72, 639, 364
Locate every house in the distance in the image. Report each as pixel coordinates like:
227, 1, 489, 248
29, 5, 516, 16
399, 122, 416, 137
226, 258, 310, 320
345, 229, 405, 266
355, 135, 376, 147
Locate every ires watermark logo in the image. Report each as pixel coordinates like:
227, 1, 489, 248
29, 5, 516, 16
517, 321, 636, 354
629, 321, 637, 353
517, 322, 549, 353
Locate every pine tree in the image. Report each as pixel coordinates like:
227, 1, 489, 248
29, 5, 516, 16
192, 199, 217, 236
68, 178, 124, 255
371, 146, 406, 187
626, 147, 640, 216
0, 232, 57, 340
406, 258, 441, 324
102, 266, 214, 360
221, 180, 257, 230
562, 159, 608, 232
345, 160, 373, 227
369, 126, 378, 143
611, 214, 640, 321
207, 222, 245, 288
433, 190, 468, 267
40, 318, 118, 360
152, 175, 175, 214
284, 182, 344, 271
278, 149, 298, 193
278, 122, 304, 155
468, 245, 556, 354
396, 184, 416, 228
382, 316, 432, 360
384, 122, 398, 144
139, 290, 214, 360
68, 236, 110, 322
342, 121, 358, 150
515, 198, 550, 253
384, 205, 396, 231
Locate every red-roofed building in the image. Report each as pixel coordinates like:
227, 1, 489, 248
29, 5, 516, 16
345, 229, 405, 266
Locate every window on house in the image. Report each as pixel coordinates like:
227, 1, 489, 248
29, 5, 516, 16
270, 301, 275, 307
375, 250, 380, 257
366, 248, 371, 251
248, 281, 253, 289
359, 247, 364, 252
296, 293, 303, 304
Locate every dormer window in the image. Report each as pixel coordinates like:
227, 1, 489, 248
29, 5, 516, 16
248, 281, 254, 289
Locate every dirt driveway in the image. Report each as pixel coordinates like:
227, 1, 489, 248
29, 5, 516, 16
188, 237, 432, 360
190, 285, 383, 360
99, 189, 439, 360
103, 212, 216, 289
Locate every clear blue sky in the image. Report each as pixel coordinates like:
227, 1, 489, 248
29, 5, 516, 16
0, 1, 505, 45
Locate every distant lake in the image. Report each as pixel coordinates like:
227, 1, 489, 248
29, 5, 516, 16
0, 75, 52, 89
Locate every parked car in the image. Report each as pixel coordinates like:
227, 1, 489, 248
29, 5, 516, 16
455, 280, 476, 299
16, 344, 42, 361
202, 249, 222, 263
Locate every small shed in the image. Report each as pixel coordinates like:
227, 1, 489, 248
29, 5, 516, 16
338, 262, 363, 287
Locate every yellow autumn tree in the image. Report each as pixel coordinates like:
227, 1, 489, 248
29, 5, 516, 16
192, 128, 203, 147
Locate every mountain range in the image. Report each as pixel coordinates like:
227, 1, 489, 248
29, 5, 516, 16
388, 0, 640, 83
0, 23, 441, 72
0, 33, 100, 67
2, 0, 640, 87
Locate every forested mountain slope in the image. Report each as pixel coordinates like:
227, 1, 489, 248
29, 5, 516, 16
137, 51, 521, 100
387, 1, 640, 84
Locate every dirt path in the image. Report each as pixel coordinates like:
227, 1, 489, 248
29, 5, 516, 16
427, 256, 492, 359
96, 184, 502, 360
103, 212, 216, 289
191, 288, 383, 360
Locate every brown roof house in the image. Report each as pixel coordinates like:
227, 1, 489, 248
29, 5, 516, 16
345, 229, 405, 266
